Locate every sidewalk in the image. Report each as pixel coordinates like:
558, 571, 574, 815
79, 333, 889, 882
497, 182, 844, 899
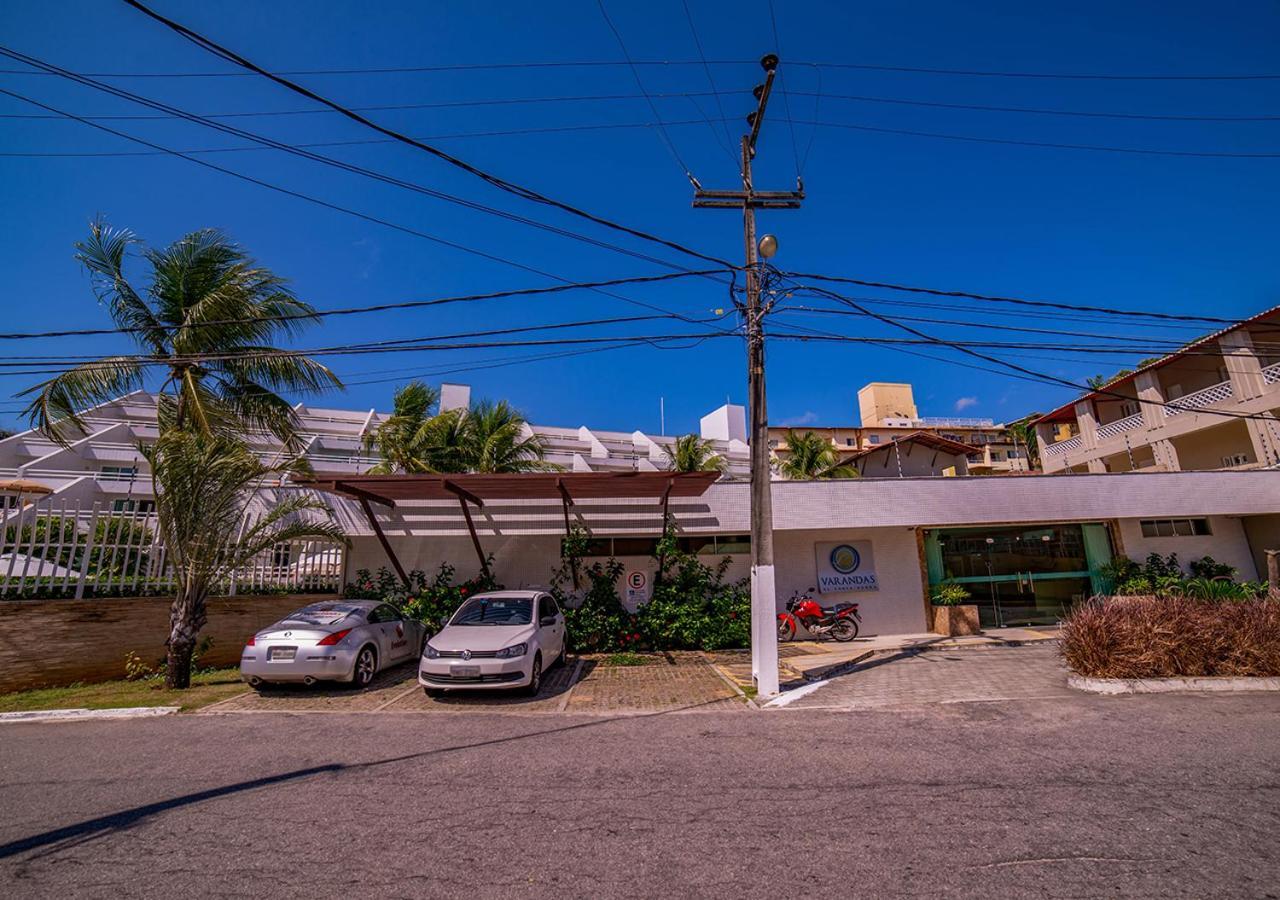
707, 626, 1060, 690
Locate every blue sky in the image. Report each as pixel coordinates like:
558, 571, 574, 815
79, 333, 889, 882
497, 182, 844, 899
3, 0, 1278, 435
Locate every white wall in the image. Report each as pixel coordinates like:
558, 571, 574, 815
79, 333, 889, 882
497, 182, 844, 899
1117, 516, 1259, 580
773, 527, 928, 636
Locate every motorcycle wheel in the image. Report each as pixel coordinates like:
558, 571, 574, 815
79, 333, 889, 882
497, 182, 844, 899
776, 616, 796, 642
830, 618, 859, 643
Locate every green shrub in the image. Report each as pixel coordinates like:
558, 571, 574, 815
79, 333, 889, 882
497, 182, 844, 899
343, 561, 499, 631
1189, 556, 1236, 580
559, 559, 634, 653
930, 582, 971, 606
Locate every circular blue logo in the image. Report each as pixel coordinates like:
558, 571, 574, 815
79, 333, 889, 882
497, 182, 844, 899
829, 544, 860, 574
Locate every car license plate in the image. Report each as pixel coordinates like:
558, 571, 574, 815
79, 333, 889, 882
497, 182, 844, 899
268, 647, 297, 661
452, 665, 480, 677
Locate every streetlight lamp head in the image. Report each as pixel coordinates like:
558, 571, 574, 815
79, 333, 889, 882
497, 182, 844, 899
761, 53, 779, 72
757, 234, 778, 259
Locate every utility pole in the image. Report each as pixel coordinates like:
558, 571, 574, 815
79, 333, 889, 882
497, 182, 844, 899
693, 53, 803, 697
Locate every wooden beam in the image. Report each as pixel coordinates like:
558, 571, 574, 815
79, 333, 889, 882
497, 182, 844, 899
442, 479, 485, 508
358, 497, 409, 587
335, 480, 394, 508
456, 495, 491, 580
557, 479, 580, 590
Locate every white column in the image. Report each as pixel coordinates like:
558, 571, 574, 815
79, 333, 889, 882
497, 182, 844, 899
750, 564, 780, 697
1134, 371, 1167, 430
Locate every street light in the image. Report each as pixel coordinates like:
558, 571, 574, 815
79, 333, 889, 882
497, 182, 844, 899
757, 234, 778, 259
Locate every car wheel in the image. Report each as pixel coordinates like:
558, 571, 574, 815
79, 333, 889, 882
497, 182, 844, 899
556, 641, 567, 669
351, 645, 377, 689
523, 652, 543, 696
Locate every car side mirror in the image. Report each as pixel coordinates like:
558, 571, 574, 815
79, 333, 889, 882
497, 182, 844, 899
540, 615, 556, 627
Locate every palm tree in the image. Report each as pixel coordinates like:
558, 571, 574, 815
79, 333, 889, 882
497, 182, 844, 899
361, 381, 457, 474
458, 400, 558, 473
143, 430, 345, 688
774, 430, 859, 480
664, 433, 726, 473
22, 220, 341, 446
1006, 415, 1042, 471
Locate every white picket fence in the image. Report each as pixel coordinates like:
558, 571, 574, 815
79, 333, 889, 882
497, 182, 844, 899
0, 496, 346, 599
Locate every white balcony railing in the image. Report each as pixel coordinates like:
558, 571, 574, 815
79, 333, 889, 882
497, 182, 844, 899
1043, 435, 1082, 456
1263, 361, 1280, 386
1164, 379, 1234, 417
1096, 412, 1144, 441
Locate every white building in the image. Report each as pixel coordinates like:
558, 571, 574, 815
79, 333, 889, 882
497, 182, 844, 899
0, 385, 750, 509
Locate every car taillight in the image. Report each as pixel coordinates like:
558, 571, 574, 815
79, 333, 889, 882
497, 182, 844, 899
246, 635, 256, 646
317, 628, 352, 646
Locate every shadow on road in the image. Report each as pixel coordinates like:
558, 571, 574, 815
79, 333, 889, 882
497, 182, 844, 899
0, 694, 720, 862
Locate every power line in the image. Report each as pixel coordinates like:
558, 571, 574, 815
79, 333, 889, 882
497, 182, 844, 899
766, 0, 802, 179
793, 60, 1280, 81
796, 117, 1280, 160
595, 0, 700, 187
781, 271, 1245, 324
679, 0, 738, 166
0, 271, 719, 341
0, 86, 726, 329
0, 47, 721, 282
790, 89, 1280, 123
120, 0, 733, 268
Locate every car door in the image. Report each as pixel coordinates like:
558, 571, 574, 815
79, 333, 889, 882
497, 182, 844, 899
376, 604, 412, 662
537, 595, 565, 659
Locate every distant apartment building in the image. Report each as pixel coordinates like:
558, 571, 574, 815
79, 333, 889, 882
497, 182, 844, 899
770, 382, 1030, 476
0, 386, 751, 506
1034, 305, 1280, 474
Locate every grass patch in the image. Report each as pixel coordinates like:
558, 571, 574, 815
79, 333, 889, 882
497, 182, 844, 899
0, 668, 248, 714
601, 651, 652, 667
740, 684, 758, 700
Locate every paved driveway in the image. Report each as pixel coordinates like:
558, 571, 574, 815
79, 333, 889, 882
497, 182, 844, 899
205, 652, 743, 716
773, 644, 1077, 710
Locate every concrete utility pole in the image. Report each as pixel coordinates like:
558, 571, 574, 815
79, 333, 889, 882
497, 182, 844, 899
693, 54, 803, 697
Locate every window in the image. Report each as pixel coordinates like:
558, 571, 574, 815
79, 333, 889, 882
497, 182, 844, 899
845, 438, 855, 446
1140, 518, 1211, 538
543, 595, 560, 617
1220, 453, 1250, 468
100, 465, 137, 482
868, 435, 881, 445
1007, 450, 1020, 459
1120, 400, 1140, 417
111, 498, 155, 513
989, 451, 1003, 461
369, 604, 401, 624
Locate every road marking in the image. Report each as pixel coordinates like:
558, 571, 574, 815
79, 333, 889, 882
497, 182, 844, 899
556, 657, 586, 712
763, 678, 830, 708
371, 681, 422, 712
0, 706, 180, 723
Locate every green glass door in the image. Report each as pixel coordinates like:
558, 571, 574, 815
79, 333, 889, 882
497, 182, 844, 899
926, 523, 1111, 628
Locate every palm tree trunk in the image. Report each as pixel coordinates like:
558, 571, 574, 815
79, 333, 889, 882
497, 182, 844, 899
164, 585, 208, 690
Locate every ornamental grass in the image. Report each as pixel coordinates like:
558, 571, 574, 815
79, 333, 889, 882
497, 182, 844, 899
1060, 595, 1280, 679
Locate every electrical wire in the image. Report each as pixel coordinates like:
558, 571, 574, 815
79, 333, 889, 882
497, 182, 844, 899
795, 118, 1280, 160
121, 0, 732, 268
766, 0, 802, 179
595, 0, 701, 187
0, 86, 725, 329
793, 61, 1280, 81
679, 0, 738, 166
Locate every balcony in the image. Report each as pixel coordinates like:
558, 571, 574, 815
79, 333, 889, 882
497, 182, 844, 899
1043, 435, 1081, 456
1163, 379, 1234, 417
1095, 412, 1144, 441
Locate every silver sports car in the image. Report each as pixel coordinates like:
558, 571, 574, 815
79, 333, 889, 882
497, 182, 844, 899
240, 600, 426, 689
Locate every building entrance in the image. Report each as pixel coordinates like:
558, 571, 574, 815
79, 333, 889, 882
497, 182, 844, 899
924, 523, 1112, 627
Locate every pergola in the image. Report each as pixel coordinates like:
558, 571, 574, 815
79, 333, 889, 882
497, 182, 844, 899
296, 471, 720, 588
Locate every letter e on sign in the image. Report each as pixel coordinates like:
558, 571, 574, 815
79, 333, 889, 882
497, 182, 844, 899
626, 570, 649, 604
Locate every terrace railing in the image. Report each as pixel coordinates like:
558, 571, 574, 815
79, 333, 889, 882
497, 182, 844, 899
1164, 379, 1235, 417
1096, 413, 1144, 442
1043, 435, 1082, 456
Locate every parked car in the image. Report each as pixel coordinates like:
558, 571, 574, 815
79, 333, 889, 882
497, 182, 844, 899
419, 591, 566, 696
241, 600, 427, 689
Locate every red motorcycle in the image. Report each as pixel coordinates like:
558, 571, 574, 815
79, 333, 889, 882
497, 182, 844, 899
777, 588, 861, 642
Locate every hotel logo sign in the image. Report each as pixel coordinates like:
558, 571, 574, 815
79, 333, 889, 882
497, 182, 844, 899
815, 541, 878, 593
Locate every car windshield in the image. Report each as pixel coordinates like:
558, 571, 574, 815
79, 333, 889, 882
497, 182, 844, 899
283, 606, 359, 626
450, 597, 533, 626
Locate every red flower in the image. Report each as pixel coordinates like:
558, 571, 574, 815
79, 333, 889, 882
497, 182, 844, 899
632, 633, 641, 640
459, 587, 468, 596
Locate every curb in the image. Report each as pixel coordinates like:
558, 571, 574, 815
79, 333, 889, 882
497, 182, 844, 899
797, 649, 876, 683
0, 706, 181, 723
1068, 674, 1280, 695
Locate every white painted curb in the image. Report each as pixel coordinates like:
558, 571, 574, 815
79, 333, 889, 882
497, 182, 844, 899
763, 678, 830, 708
1068, 675, 1280, 695
0, 706, 181, 723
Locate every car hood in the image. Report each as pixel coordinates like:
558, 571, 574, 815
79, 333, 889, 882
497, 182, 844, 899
429, 624, 535, 653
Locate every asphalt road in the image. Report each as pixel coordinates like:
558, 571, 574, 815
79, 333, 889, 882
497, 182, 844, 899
1, 693, 1278, 898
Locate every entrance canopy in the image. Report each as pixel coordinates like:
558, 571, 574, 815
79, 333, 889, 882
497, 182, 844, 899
296, 470, 720, 587
297, 470, 719, 508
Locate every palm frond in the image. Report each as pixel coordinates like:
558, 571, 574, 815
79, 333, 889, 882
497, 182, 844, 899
19, 356, 146, 446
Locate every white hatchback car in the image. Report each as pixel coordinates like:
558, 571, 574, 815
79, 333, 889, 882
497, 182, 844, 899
419, 591, 567, 696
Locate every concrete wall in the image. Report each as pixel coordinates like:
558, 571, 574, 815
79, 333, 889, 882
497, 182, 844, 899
1116, 516, 1259, 580
773, 527, 928, 636
1242, 514, 1280, 581
0, 594, 328, 692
